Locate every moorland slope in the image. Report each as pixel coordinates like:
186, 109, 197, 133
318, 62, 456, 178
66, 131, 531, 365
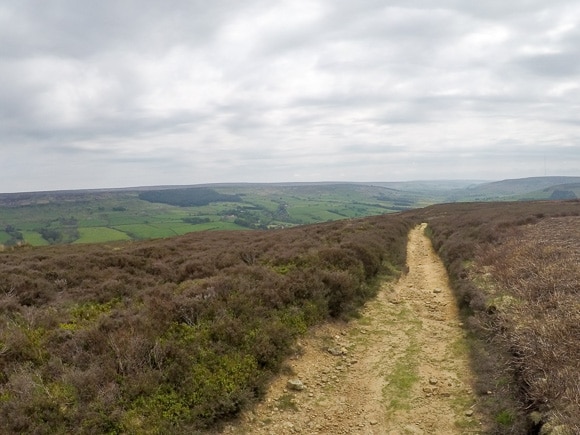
0, 198, 578, 434
231, 224, 482, 434
0, 214, 410, 433
1, 177, 579, 247
415, 200, 580, 434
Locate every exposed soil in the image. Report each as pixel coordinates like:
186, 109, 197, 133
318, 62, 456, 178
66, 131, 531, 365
219, 224, 486, 434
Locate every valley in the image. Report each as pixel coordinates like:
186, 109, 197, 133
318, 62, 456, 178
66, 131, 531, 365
1, 176, 579, 247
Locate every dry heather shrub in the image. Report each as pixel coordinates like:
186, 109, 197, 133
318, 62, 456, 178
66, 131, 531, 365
0, 213, 411, 433
412, 202, 580, 433
478, 218, 580, 431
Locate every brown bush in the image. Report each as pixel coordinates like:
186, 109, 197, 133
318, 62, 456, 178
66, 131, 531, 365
410, 201, 580, 434
0, 212, 411, 433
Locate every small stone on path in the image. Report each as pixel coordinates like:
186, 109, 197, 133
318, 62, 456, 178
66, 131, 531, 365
327, 346, 347, 356
287, 379, 305, 391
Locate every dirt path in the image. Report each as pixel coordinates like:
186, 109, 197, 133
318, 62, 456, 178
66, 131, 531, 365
220, 224, 484, 434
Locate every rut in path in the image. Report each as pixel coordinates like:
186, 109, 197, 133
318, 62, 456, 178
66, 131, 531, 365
221, 224, 484, 434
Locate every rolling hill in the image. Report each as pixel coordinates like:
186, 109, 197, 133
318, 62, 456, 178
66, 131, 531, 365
1, 176, 579, 247
448, 176, 580, 201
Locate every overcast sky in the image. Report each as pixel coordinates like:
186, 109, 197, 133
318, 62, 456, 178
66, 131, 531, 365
1, 1, 579, 192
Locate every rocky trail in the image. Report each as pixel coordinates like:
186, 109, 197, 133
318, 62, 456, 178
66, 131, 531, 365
220, 224, 485, 434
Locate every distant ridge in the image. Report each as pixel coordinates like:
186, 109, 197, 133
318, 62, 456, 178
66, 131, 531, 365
2, 176, 579, 202
451, 176, 580, 200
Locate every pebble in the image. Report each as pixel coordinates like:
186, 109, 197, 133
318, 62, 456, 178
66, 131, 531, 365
327, 346, 346, 356
287, 379, 305, 391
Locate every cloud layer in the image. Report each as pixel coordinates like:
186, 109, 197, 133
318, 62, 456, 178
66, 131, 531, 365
1, 0, 579, 191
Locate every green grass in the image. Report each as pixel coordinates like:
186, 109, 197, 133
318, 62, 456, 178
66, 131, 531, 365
287, 205, 343, 222
495, 410, 515, 426
22, 231, 50, 246
386, 353, 420, 410
187, 222, 247, 231
74, 227, 132, 244
382, 307, 422, 412
0, 184, 427, 246
112, 222, 245, 239
113, 223, 182, 239
276, 394, 298, 411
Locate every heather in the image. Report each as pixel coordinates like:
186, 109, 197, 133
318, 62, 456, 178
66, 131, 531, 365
0, 214, 410, 433
415, 200, 580, 433
2, 198, 579, 434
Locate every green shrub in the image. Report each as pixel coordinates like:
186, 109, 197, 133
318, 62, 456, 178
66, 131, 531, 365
495, 410, 515, 426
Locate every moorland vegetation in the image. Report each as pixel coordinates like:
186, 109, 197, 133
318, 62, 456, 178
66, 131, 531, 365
416, 200, 580, 434
0, 214, 410, 433
0, 194, 578, 434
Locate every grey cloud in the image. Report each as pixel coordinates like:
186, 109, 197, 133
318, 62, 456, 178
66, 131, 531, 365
1, 0, 579, 192
432, 0, 575, 19
515, 52, 580, 77
340, 144, 406, 154
0, 1, 258, 58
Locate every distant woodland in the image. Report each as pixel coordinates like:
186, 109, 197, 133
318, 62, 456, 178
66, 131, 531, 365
138, 188, 242, 207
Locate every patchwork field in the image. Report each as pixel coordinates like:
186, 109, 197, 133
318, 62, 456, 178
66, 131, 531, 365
0, 184, 425, 247
2, 178, 579, 247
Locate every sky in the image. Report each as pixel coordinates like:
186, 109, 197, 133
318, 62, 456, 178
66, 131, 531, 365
1, 0, 580, 193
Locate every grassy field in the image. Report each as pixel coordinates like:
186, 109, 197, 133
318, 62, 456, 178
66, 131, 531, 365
1, 178, 579, 247
0, 184, 425, 246
74, 227, 132, 244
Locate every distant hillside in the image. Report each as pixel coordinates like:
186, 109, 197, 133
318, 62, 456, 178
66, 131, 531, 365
2, 178, 579, 247
138, 187, 242, 207
0, 183, 427, 247
449, 176, 580, 201
369, 180, 489, 192
519, 182, 580, 200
